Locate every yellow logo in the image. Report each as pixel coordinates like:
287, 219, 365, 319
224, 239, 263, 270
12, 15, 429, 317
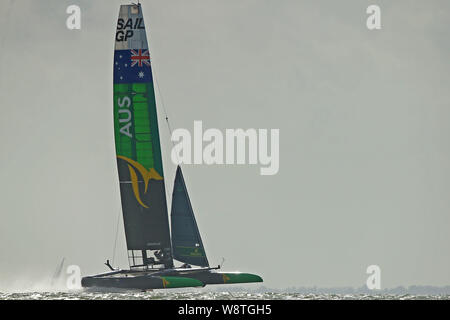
162, 277, 170, 288
191, 248, 202, 257
117, 155, 163, 208
222, 274, 230, 283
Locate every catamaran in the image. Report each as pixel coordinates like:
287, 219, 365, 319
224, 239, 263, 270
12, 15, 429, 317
81, 3, 262, 290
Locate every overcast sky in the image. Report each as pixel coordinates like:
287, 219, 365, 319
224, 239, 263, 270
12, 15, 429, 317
0, 0, 449, 290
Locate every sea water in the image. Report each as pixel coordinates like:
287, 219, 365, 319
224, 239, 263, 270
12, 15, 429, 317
0, 291, 449, 300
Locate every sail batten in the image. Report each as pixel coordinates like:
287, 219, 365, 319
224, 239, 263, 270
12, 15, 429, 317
171, 166, 209, 267
113, 4, 173, 268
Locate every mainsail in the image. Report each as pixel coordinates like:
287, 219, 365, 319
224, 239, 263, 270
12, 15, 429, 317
113, 4, 172, 268
171, 166, 209, 267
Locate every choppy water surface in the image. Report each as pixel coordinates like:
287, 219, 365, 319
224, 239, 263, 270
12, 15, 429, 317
1, 291, 449, 300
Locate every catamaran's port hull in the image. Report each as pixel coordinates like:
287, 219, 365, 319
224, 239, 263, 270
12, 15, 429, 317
81, 269, 262, 290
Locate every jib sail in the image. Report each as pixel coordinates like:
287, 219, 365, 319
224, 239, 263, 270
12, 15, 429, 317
171, 166, 209, 267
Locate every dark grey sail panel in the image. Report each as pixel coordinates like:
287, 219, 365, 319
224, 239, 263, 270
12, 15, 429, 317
116, 161, 171, 252
171, 166, 209, 267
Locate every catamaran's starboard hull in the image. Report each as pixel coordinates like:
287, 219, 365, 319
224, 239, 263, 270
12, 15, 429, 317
81, 269, 262, 290
81, 275, 203, 290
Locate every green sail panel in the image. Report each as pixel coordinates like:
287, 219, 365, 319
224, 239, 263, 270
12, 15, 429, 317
171, 166, 209, 267
113, 4, 172, 268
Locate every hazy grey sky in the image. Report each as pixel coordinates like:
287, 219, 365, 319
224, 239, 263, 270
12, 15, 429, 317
0, 0, 449, 290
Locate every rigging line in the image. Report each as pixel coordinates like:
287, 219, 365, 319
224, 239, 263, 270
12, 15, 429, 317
0, 0, 13, 49
111, 208, 121, 267
152, 67, 182, 166
145, 4, 180, 166
153, 70, 174, 137
152, 66, 181, 221
0, 0, 14, 96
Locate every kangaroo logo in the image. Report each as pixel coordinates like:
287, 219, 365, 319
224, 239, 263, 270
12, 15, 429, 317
117, 155, 163, 208
222, 274, 230, 283
161, 277, 170, 288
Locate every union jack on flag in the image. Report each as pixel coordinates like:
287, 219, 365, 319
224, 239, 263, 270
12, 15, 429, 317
114, 49, 152, 84
130, 49, 151, 67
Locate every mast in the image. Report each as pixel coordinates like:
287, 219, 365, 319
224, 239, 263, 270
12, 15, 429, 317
113, 3, 173, 269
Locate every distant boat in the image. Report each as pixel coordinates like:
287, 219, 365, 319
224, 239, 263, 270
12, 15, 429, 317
50, 257, 65, 287
81, 3, 262, 290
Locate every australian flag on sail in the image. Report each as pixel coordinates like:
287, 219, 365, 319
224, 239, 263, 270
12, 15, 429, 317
114, 49, 153, 84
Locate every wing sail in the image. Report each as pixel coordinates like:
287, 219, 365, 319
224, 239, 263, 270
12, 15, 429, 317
113, 4, 172, 268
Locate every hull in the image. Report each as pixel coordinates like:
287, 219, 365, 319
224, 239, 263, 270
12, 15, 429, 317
81, 268, 262, 290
